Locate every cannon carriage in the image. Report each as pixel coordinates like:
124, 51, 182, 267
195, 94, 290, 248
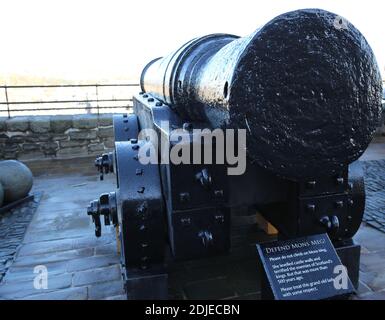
87, 9, 383, 299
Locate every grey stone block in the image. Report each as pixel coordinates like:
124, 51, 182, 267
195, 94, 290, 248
6, 117, 29, 132
98, 115, 113, 127
24, 133, 51, 142
60, 139, 88, 148
68, 129, 97, 140
73, 114, 98, 129
0, 273, 72, 299
52, 134, 68, 141
103, 138, 115, 148
12, 247, 94, 267
22, 143, 40, 151
66, 254, 119, 273
18, 151, 45, 161
97, 126, 113, 138
95, 243, 117, 256
23, 286, 88, 300
56, 146, 88, 157
9, 135, 26, 144
88, 279, 125, 300
30, 116, 51, 133
50, 115, 73, 133
73, 265, 121, 287
88, 143, 104, 152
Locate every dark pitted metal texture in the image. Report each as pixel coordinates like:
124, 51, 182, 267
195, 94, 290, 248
141, 9, 383, 180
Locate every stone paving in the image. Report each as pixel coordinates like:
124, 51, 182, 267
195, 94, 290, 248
0, 193, 41, 282
0, 169, 125, 300
0, 137, 384, 300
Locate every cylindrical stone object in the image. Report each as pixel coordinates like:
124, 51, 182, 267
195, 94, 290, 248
141, 9, 383, 180
0, 160, 33, 203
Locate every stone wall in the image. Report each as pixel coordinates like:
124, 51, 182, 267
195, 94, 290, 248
0, 114, 114, 160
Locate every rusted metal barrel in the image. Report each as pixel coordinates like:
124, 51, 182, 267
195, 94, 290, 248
141, 9, 383, 180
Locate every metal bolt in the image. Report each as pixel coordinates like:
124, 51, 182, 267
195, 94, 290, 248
181, 217, 191, 226
124, 127, 129, 132
306, 204, 316, 213
348, 199, 354, 206
215, 214, 225, 223
139, 92, 144, 95
137, 187, 145, 193
155, 102, 163, 106
139, 224, 146, 231
133, 155, 139, 161
136, 168, 143, 175
306, 181, 316, 189
179, 192, 190, 203
132, 145, 140, 150
141, 243, 148, 248
335, 201, 344, 208
347, 215, 352, 220
148, 98, 154, 102
123, 113, 128, 118
214, 190, 224, 198
143, 94, 148, 98
130, 139, 138, 144
336, 177, 344, 185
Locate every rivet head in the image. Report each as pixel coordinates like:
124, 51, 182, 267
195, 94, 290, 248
143, 94, 148, 98
132, 145, 140, 150
137, 187, 145, 193
148, 98, 154, 102
336, 177, 344, 185
335, 201, 344, 208
306, 181, 316, 189
214, 190, 224, 198
155, 102, 162, 106
179, 192, 190, 203
306, 204, 316, 212
181, 217, 191, 226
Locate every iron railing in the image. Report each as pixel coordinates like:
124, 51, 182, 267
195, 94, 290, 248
0, 83, 140, 118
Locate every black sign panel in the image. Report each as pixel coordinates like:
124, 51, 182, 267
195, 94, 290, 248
256, 233, 354, 300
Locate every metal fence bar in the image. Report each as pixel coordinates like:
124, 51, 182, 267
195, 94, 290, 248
4, 87, 10, 118
0, 98, 133, 105
0, 84, 139, 88
0, 83, 140, 118
6, 105, 133, 112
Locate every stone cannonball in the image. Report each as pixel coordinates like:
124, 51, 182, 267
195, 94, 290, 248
0, 160, 33, 203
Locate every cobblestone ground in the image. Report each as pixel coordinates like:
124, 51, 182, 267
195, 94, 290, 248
0, 137, 384, 299
0, 165, 125, 300
362, 159, 385, 232
0, 194, 41, 282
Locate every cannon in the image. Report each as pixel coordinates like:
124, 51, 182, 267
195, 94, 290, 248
87, 9, 382, 299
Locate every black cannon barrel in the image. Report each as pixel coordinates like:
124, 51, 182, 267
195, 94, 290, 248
141, 9, 382, 180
